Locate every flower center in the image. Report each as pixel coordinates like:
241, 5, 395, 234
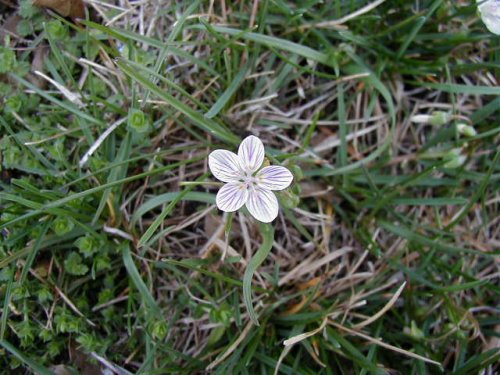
239, 171, 259, 189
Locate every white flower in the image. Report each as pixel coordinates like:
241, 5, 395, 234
478, 0, 500, 35
208, 135, 293, 223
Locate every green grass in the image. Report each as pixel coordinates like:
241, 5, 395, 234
0, 0, 499, 374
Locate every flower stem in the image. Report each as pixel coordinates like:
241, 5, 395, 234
242, 223, 274, 326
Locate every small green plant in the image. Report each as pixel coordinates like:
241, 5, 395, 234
128, 108, 149, 133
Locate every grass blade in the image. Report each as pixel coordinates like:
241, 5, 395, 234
138, 172, 210, 247
117, 60, 239, 144
122, 244, 161, 317
0, 340, 54, 375
205, 62, 249, 119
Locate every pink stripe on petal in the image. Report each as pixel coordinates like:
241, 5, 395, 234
209, 150, 243, 183
216, 183, 248, 212
256, 166, 293, 191
238, 135, 265, 172
245, 187, 279, 223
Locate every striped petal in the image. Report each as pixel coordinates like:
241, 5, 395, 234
216, 183, 248, 212
479, 1, 500, 35
256, 166, 293, 191
209, 150, 243, 183
238, 135, 265, 173
245, 187, 279, 223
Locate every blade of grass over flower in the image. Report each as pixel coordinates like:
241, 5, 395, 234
117, 60, 239, 144
243, 223, 274, 326
0, 340, 53, 375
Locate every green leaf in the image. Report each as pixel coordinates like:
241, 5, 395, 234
0, 46, 17, 73
128, 108, 149, 133
53, 216, 75, 236
75, 234, 100, 258
64, 252, 89, 276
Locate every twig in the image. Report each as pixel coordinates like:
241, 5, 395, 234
79, 117, 127, 167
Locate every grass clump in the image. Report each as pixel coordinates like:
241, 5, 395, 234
0, 0, 499, 374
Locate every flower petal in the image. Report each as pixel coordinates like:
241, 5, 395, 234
216, 183, 248, 212
479, 1, 500, 35
245, 187, 279, 223
482, 14, 500, 35
256, 166, 293, 191
209, 150, 242, 183
238, 135, 265, 172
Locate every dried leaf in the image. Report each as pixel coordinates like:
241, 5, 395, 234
50, 365, 72, 375
69, 341, 103, 375
27, 44, 49, 89
0, 14, 21, 40
32, 0, 85, 20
